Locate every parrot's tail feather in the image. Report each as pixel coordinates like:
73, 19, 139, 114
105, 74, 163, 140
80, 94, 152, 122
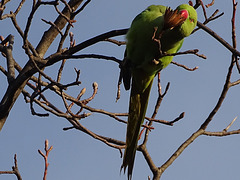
121, 76, 153, 180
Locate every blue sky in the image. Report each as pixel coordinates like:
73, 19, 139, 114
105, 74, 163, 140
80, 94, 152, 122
1, 0, 240, 180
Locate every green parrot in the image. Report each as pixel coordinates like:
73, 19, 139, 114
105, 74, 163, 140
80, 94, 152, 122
120, 4, 197, 179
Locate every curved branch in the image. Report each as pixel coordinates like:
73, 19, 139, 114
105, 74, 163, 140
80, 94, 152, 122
45, 28, 128, 66
158, 129, 204, 177
61, 54, 122, 64
197, 21, 240, 57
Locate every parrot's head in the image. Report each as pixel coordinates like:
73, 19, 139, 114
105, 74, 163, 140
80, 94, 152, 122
176, 4, 197, 37
163, 4, 197, 37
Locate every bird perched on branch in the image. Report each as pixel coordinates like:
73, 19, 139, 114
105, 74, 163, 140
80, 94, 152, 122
120, 4, 197, 180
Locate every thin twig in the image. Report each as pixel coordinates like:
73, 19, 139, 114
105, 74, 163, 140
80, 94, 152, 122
60, 54, 122, 64
56, 59, 66, 82
206, 0, 215, 8
41, 18, 64, 36
73, 0, 91, 16
67, 117, 125, 151
54, 3, 76, 27
200, 0, 208, 20
163, 49, 207, 59
0, 154, 22, 180
171, 61, 199, 71
104, 38, 126, 46
223, 116, 237, 132
146, 112, 185, 126
38, 140, 53, 180
81, 82, 98, 104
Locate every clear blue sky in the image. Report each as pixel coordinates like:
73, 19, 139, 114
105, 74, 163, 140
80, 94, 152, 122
1, 0, 240, 180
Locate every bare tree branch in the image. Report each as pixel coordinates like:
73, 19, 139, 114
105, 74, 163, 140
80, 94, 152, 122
0, 154, 22, 180
38, 140, 53, 180
1, 1, 240, 180
0, 0, 96, 131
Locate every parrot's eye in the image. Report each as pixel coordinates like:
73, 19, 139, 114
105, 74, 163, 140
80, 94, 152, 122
189, 18, 194, 23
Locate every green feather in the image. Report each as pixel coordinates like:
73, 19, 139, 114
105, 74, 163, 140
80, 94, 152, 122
121, 4, 197, 180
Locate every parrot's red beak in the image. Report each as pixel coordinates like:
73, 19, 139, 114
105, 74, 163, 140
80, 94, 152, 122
179, 9, 189, 21
163, 8, 188, 30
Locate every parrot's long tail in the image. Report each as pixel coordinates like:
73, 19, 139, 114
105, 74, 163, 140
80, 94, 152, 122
121, 74, 153, 180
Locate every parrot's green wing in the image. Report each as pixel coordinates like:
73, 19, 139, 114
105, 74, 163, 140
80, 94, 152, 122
121, 4, 197, 180
121, 5, 168, 91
